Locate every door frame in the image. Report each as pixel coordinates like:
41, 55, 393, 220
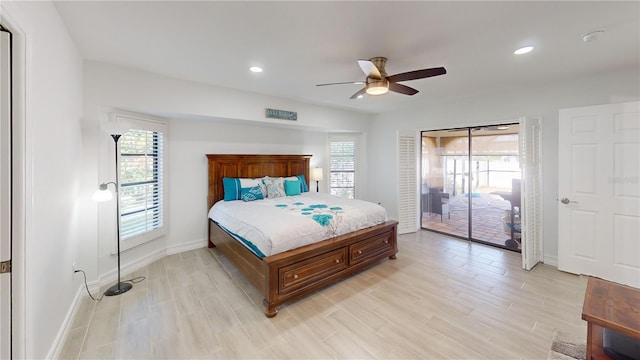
0, 11, 27, 359
419, 119, 543, 269
0, 24, 11, 360
419, 123, 523, 251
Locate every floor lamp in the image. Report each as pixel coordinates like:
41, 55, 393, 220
310, 167, 323, 192
93, 134, 132, 296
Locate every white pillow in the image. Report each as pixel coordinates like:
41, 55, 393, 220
240, 178, 267, 198
262, 176, 286, 198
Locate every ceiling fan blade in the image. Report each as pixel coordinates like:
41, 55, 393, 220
357, 60, 382, 80
387, 67, 446, 83
349, 88, 366, 100
388, 82, 419, 96
316, 81, 365, 87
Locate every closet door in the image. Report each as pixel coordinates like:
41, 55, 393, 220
397, 131, 418, 234
519, 117, 543, 270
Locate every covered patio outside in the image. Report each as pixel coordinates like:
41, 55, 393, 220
422, 192, 520, 249
421, 125, 521, 251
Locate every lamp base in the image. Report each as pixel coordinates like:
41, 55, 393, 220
104, 282, 132, 296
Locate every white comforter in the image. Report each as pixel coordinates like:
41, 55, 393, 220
208, 192, 388, 257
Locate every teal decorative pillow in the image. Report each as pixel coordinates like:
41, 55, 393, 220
223, 177, 241, 201
285, 175, 309, 192
298, 175, 309, 192
262, 176, 286, 198
223, 177, 266, 201
241, 186, 264, 202
284, 179, 302, 196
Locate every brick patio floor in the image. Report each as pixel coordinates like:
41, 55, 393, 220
421, 193, 521, 252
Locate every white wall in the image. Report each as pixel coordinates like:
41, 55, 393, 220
368, 66, 640, 264
0, 1, 84, 358
82, 61, 372, 289
169, 119, 328, 249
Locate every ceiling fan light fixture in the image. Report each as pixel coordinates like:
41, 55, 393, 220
318, 57, 446, 99
366, 79, 389, 95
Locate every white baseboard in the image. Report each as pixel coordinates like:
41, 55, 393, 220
544, 254, 558, 267
47, 285, 85, 359
98, 247, 166, 287
49, 238, 208, 358
98, 238, 206, 288
167, 238, 207, 255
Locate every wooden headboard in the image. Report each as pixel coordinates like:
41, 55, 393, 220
206, 154, 312, 209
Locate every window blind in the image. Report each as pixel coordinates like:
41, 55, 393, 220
115, 115, 167, 249
118, 128, 164, 242
329, 138, 356, 199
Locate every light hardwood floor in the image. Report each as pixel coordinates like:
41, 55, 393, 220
59, 230, 588, 359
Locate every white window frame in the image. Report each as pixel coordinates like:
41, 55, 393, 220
329, 135, 357, 199
111, 113, 167, 251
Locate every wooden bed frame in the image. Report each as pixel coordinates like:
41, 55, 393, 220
206, 154, 398, 317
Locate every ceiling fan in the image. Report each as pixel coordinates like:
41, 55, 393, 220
316, 57, 446, 99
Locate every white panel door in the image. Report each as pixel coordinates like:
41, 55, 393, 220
558, 101, 640, 288
397, 131, 418, 234
0, 28, 11, 359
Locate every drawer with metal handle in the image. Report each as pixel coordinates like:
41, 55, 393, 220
349, 233, 395, 265
279, 248, 348, 294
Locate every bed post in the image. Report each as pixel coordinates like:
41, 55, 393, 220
207, 220, 215, 248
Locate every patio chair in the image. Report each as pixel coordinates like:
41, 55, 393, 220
423, 187, 450, 221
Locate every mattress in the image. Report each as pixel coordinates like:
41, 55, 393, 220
208, 192, 388, 257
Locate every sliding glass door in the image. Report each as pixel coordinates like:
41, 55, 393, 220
421, 124, 521, 251
421, 128, 469, 238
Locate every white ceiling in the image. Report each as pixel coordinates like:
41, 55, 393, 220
54, 1, 640, 115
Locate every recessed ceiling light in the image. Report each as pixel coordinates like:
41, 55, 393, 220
496, 126, 510, 130
249, 66, 263, 73
514, 46, 534, 55
356, 94, 364, 99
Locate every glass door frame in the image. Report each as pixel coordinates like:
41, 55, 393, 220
420, 123, 521, 252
